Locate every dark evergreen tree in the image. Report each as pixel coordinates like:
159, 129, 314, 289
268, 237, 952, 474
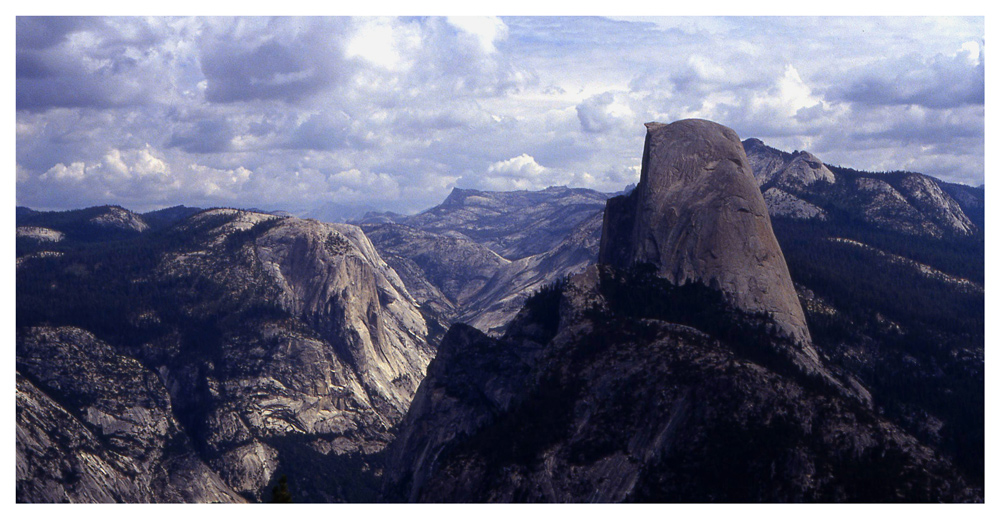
270, 474, 292, 503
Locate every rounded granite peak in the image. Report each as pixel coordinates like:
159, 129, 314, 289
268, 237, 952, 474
775, 150, 836, 189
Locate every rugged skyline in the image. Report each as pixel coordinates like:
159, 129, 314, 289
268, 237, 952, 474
16, 16, 984, 214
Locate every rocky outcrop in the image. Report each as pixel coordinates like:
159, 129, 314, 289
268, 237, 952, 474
89, 205, 149, 232
16, 327, 244, 503
16, 226, 64, 242
850, 175, 975, 238
773, 151, 836, 190
252, 217, 432, 416
763, 188, 827, 220
462, 210, 603, 334
895, 174, 974, 236
742, 137, 791, 185
600, 120, 814, 350
15, 205, 149, 241
155, 211, 434, 475
938, 182, 984, 226
360, 223, 512, 323
741, 139, 835, 190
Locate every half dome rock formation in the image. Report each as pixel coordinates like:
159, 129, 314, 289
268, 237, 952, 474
599, 119, 814, 352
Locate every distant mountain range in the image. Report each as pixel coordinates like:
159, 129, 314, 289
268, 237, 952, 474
16, 124, 983, 502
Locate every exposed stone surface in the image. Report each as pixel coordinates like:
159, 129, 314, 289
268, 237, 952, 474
360, 223, 511, 323
15, 124, 984, 503
938, 182, 984, 221
253, 217, 432, 415
741, 140, 835, 190
89, 206, 150, 232
17, 209, 434, 502
741, 138, 979, 238
895, 174, 974, 236
763, 188, 827, 220
600, 120, 813, 350
16, 250, 64, 269
16, 226, 64, 242
854, 177, 941, 237
16, 327, 244, 503
15, 205, 150, 241
741, 138, 978, 238
463, 210, 603, 334
742, 137, 791, 186
773, 150, 836, 190
361, 188, 608, 335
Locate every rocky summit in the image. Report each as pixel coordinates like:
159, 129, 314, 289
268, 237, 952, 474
600, 120, 814, 352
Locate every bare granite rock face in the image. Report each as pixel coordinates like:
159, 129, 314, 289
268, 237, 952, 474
741, 139, 835, 190
742, 137, 790, 186
741, 137, 977, 238
154, 211, 434, 495
89, 205, 150, 232
16, 327, 244, 503
772, 151, 836, 191
254, 217, 432, 415
762, 188, 828, 220
16, 226, 64, 243
17, 209, 435, 502
895, 174, 974, 236
600, 120, 814, 351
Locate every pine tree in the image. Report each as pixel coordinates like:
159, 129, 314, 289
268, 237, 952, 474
270, 474, 292, 503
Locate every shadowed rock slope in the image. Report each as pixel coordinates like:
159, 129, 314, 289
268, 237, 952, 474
384, 265, 977, 502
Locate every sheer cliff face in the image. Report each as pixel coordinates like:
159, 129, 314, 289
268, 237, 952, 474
253, 218, 431, 415
600, 120, 813, 349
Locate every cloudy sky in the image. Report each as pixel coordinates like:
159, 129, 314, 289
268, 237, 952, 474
15, 16, 984, 215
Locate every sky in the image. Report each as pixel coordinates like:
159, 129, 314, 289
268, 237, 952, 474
14, 15, 985, 215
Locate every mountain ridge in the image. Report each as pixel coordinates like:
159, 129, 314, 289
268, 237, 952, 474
15, 122, 984, 502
